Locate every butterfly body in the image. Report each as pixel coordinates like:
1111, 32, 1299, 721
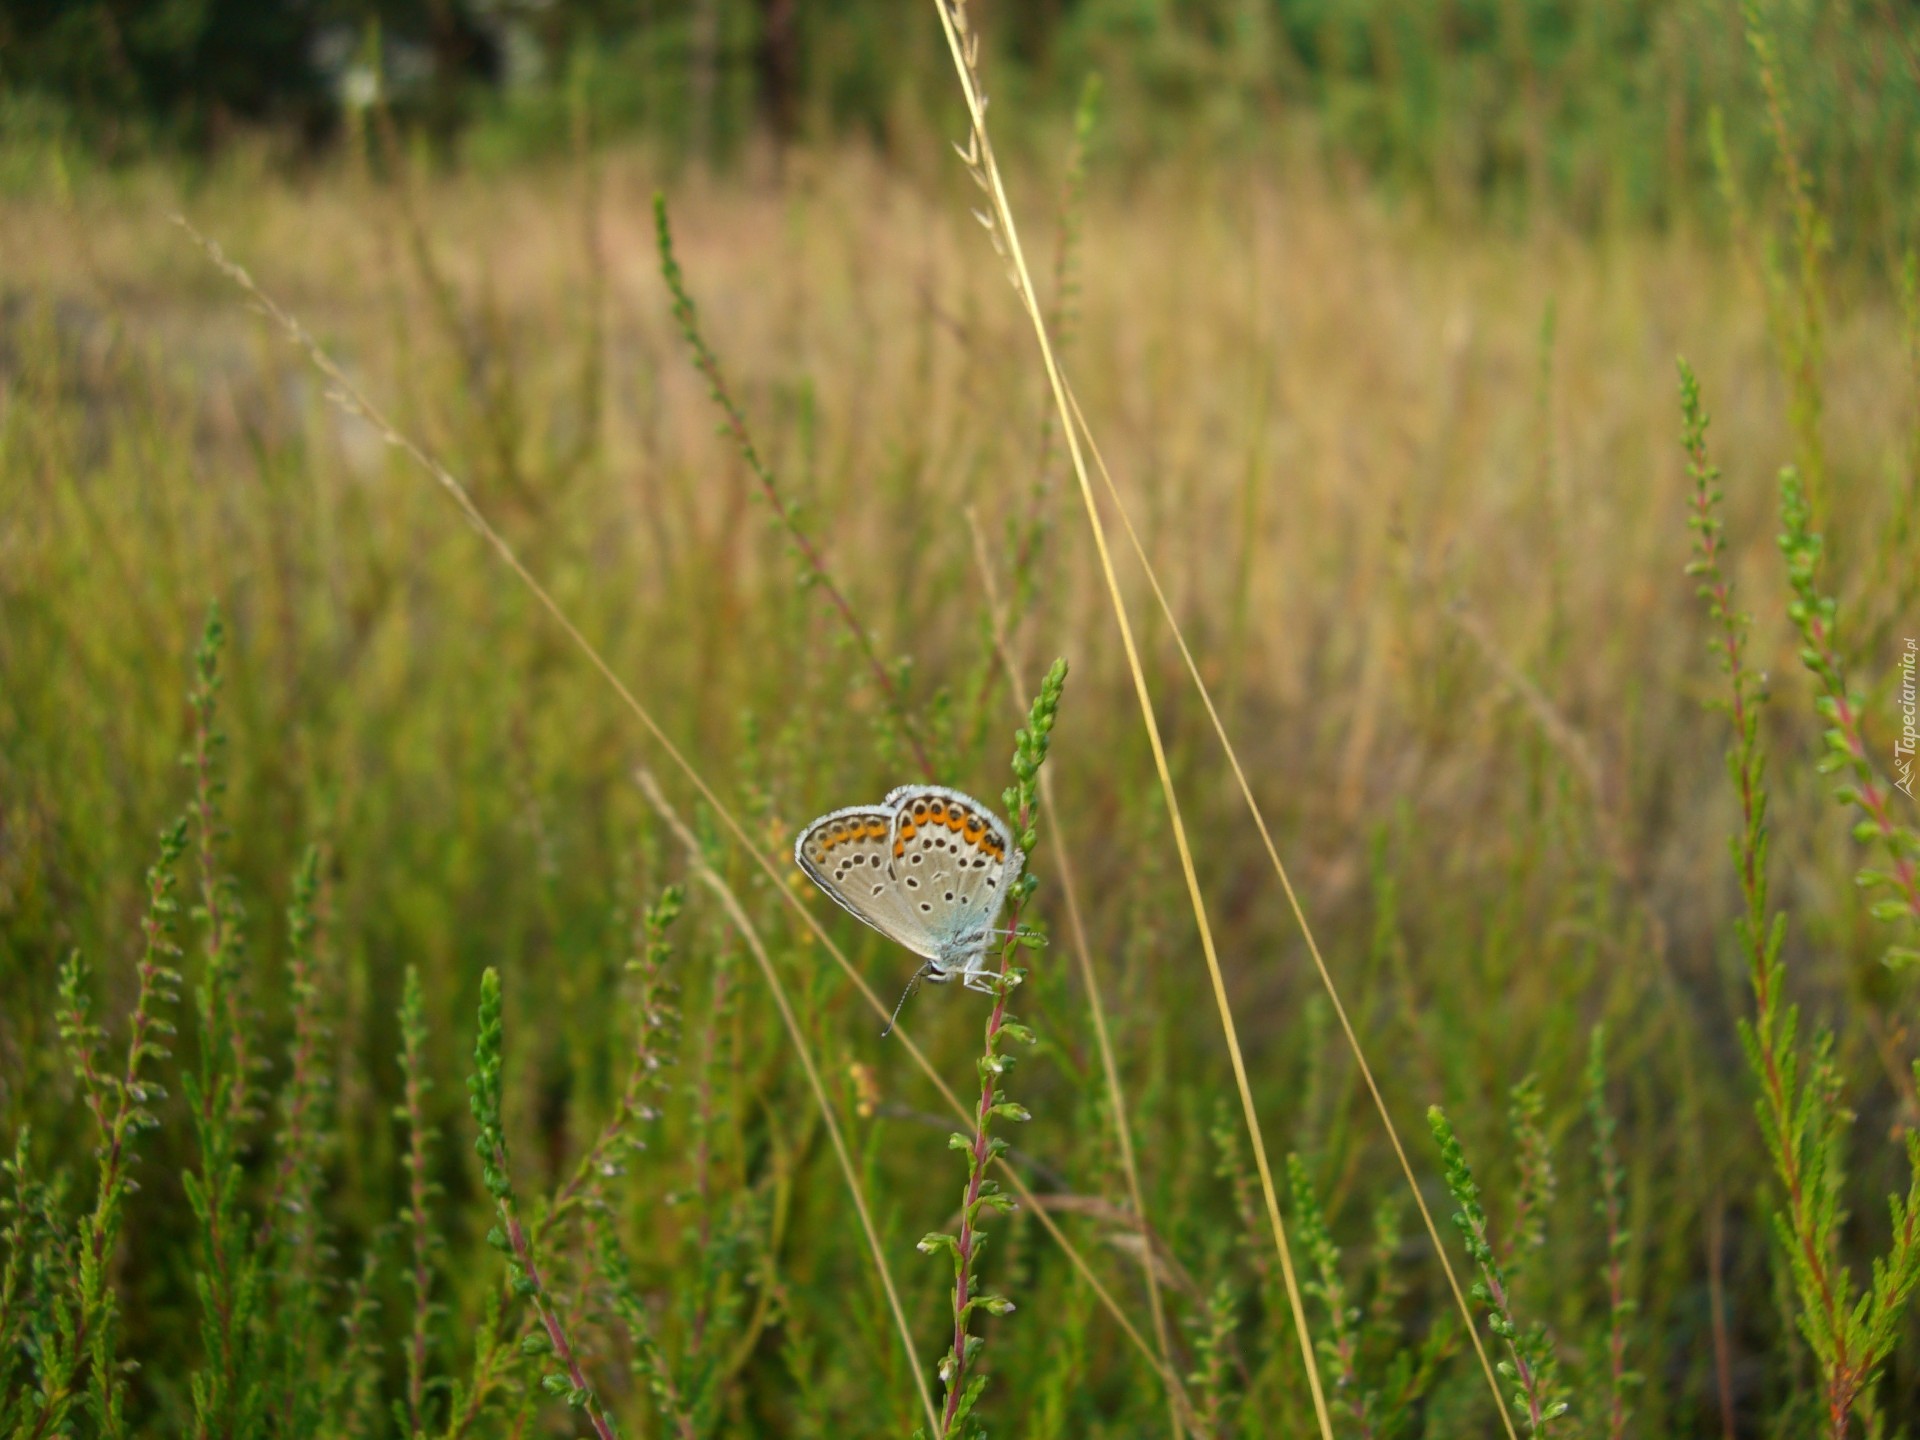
794, 785, 1024, 993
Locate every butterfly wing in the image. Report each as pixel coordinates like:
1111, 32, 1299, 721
794, 805, 942, 961
882, 785, 1024, 969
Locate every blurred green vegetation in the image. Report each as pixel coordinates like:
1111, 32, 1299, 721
5, 0, 1920, 250
5, 0, 1920, 1434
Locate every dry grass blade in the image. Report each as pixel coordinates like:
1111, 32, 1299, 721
928, 4, 1333, 1433
635, 769, 936, 1434
963, 507, 1182, 1440
174, 213, 1191, 1420
1059, 382, 1521, 1439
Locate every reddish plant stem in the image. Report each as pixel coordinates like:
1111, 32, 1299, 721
1601, 1191, 1629, 1440
492, 1145, 617, 1440
1460, 1213, 1546, 1431
1802, 611, 1920, 922
191, 704, 251, 1131
1690, 449, 1860, 1433
403, 1048, 434, 1432
939, 807, 1031, 1436
32, 857, 179, 1440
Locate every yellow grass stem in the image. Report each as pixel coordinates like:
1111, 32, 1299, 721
927, 5, 1333, 1433
963, 508, 1183, 1440
635, 769, 936, 1435
1062, 383, 1521, 1440
176, 215, 1193, 1421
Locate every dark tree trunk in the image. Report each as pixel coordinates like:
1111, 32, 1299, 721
755, 0, 799, 140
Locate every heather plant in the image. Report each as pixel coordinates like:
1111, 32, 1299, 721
1426, 1106, 1570, 1434
1777, 474, 1920, 968
1683, 361, 1920, 1434
917, 656, 1064, 1437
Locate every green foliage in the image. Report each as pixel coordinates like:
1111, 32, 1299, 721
1685, 362, 1920, 1435
1288, 1153, 1449, 1438
467, 967, 618, 1438
5, 5, 1920, 1432
1427, 1106, 1570, 1433
1777, 472, 1920, 970
919, 659, 1065, 1439
13, 0, 1920, 255
396, 965, 445, 1438
1585, 1028, 1637, 1440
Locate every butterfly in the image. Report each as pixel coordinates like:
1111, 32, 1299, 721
793, 785, 1025, 1018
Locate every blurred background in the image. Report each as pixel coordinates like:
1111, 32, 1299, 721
2, 0, 1917, 248
5, 1, 1920, 1436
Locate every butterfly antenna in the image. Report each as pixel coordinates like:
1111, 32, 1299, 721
882, 965, 929, 1038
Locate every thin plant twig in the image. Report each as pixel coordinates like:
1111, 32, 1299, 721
931, 5, 1334, 1432
964, 507, 1184, 1439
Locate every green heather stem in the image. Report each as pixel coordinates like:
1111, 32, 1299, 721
1288, 1155, 1371, 1438
1426, 1108, 1564, 1433
468, 968, 618, 1440
189, 605, 253, 1135
923, 658, 1065, 1437
1777, 471, 1920, 964
39, 821, 189, 1438
600, 1234, 699, 1440
325, 1240, 387, 1439
1682, 361, 1920, 1435
264, 847, 327, 1231
652, 193, 933, 780
1682, 362, 1846, 1407
398, 966, 442, 1437
0, 1133, 33, 1425
266, 845, 332, 1435
1585, 1028, 1636, 1440
182, 602, 261, 1440
535, 886, 682, 1255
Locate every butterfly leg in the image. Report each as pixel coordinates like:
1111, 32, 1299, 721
958, 953, 1011, 994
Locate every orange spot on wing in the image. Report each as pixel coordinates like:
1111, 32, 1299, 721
893, 840, 905, 857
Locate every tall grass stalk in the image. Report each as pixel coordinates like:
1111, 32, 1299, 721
1061, 382, 1522, 1434
175, 216, 1190, 1406
928, 5, 1334, 1432
966, 509, 1183, 1438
